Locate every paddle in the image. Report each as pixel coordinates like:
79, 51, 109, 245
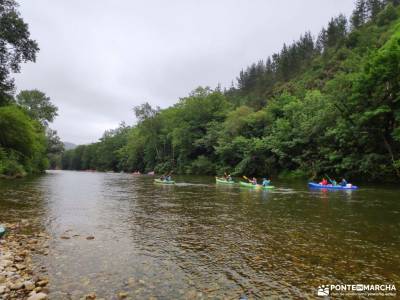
325, 174, 335, 185
243, 175, 259, 185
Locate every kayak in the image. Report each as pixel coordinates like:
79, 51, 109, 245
154, 179, 175, 185
308, 182, 358, 190
216, 177, 235, 185
239, 181, 275, 189
0, 226, 6, 238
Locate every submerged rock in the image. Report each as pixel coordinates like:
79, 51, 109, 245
27, 291, 48, 300
85, 291, 97, 299
117, 291, 128, 298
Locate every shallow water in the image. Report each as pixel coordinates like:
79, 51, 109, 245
0, 171, 399, 299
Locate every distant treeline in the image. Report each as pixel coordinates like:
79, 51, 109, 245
0, 1, 63, 177
61, 0, 400, 182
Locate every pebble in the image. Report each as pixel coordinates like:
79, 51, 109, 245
24, 280, 35, 291
0, 260, 13, 268
37, 279, 49, 287
10, 282, 24, 290
117, 291, 128, 298
86, 236, 95, 240
0, 221, 49, 299
27, 291, 48, 300
15, 263, 26, 270
85, 291, 97, 299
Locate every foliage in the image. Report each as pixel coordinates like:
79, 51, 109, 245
16, 90, 58, 126
0, 0, 39, 104
0, 3, 61, 177
0, 106, 48, 175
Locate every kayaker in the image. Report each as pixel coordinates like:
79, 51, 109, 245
319, 178, 328, 185
166, 175, 172, 181
227, 174, 232, 182
340, 178, 348, 186
331, 179, 337, 186
262, 178, 270, 187
250, 177, 257, 185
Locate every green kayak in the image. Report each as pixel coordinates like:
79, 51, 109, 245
216, 177, 235, 184
154, 179, 175, 185
239, 181, 274, 190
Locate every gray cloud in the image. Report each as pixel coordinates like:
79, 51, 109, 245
14, 0, 355, 144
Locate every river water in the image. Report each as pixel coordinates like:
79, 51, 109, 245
0, 170, 399, 299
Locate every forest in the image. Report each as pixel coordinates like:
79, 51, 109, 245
62, 0, 400, 182
0, 0, 63, 178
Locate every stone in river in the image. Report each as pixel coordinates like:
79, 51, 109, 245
117, 291, 128, 298
10, 281, 24, 290
0, 285, 6, 294
85, 291, 96, 299
86, 236, 95, 240
60, 235, 70, 239
0, 260, 13, 268
185, 289, 197, 299
37, 279, 49, 287
24, 281, 35, 291
15, 263, 26, 270
27, 292, 48, 300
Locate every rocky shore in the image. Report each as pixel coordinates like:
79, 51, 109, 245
0, 222, 49, 300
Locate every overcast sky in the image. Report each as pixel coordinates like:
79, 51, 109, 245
14, 0, 355, 144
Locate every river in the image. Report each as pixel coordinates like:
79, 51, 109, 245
0, 170, 399, 299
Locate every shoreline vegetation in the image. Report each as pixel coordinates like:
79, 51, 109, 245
59, 1, 400, 183
0, 221, 49, 300
0, 1, 63, 180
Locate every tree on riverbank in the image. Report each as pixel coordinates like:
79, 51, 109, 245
62, 1, 400, 182
0, 1, 63, 177
0, 0, 39, 105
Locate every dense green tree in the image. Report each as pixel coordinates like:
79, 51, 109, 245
0, 105, 48, 175
16, 90, 58, 126
0, 0, 39, 105
46, 128, 64, 169
352, 0, 368, 28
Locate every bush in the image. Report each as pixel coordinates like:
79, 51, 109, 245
0, 148, 26, 177
187, 155, 215, 175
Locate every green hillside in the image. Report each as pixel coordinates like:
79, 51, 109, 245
61, 0, 400, 182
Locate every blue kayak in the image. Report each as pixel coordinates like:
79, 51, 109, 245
308, 182, 358, 190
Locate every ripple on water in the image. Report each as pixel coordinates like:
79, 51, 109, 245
0, 171, 399, 299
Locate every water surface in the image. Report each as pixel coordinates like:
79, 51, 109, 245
0, 171, 399, 299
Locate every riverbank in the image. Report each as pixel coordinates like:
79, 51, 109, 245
0, 173, 26, 180
0, 221, 49, 300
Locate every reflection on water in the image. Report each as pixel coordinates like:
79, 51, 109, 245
1, 171, 399, 299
